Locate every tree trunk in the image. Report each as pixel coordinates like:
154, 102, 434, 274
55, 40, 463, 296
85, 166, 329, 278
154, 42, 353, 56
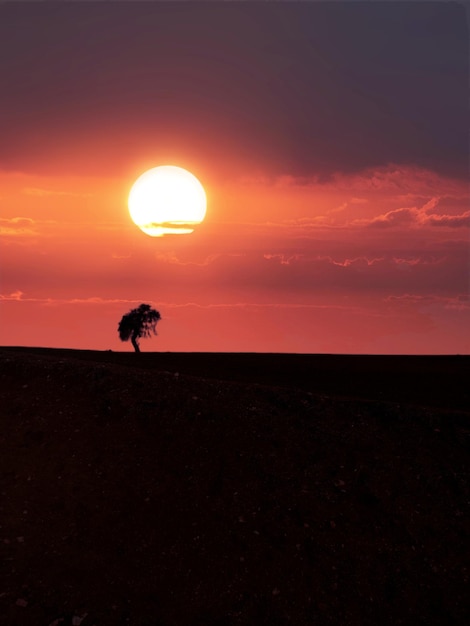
131, 335, 140, 353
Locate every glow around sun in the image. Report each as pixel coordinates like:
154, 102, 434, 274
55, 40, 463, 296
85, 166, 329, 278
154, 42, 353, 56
128, 165, 207, 237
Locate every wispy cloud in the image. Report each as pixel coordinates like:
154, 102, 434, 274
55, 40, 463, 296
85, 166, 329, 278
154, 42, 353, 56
263, 253, 304, 265
22, 187, 92, 198
268, 165, 467, 196
0, 292, 381, 318
154, 252, 245, 266
384, 293, 470, 310
322, 256, 385, 268
262, 253, 442, 269
0, 290, 25, 301
0, 292, 409, 318
425, 213, 470, 228
153, 302, 383, 316
354, 197, 470, 229
331, 167, 467, 196
0, 292, 141, 305
0, 217, 37, 236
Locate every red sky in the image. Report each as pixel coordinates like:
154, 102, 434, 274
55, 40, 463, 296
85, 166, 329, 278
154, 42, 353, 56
1, 2, 469, 353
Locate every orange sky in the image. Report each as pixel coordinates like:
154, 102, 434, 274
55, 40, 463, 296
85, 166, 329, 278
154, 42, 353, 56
0, 3, 469, 353
1, 165, 469, 353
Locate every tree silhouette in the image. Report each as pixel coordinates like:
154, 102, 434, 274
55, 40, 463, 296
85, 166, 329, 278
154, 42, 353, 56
118, 303, 161, 353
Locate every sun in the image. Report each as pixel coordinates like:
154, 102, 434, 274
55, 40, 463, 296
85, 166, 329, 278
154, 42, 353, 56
128, 165, 207, 237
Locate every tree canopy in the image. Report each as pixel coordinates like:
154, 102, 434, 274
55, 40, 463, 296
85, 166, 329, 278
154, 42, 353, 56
118, 303, 161, 352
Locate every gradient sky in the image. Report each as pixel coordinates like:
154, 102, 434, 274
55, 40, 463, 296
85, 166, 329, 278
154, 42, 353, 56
1, 1, 469, 353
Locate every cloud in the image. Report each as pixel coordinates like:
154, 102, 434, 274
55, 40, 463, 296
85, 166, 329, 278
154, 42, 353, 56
392, 257, 439, 268
223, 167, 467, 236
263, 253, 304, 265
385, 293, 470, 311
363, 207, 419, 228
0, 290, 25, 301
0, 216, 64, 239
0, 292, 146, 306
263, 254, 441, 270
326, 256, 385, 268
0, 291, 54, 303
22, 187, 92, 198
1, 217, 34, 226
425, 212, 470, 228
155, 252, 221, 266
227, 251, 466, 296
0, 292, 390, 317
350, 197, 368, 205
276, 166, 467, 196
66, 297, 142, 305
154, 251, 245, 267
0, 217, 36, 236
356, 196, 470, 229
339, 168, 466, 195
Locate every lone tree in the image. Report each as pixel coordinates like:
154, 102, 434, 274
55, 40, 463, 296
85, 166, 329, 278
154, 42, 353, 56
118, 303, 161, 353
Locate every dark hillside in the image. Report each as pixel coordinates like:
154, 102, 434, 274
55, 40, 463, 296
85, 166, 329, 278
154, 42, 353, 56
3, 347, 470, 411
0, 348, 468, 625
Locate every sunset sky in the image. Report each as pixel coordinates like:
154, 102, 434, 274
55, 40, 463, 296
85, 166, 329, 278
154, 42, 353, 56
1, 1, 469, 354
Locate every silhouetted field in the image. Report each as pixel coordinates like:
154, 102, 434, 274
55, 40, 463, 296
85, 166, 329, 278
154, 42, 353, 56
0, 347, 468, 625
3, 346, 470, 411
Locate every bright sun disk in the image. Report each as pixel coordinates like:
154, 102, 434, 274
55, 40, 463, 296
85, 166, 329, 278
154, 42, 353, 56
128, 165, 207, 237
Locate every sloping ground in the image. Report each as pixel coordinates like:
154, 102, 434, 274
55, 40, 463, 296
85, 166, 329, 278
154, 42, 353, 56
5, 347, 470, 412
0, 348, 468, 625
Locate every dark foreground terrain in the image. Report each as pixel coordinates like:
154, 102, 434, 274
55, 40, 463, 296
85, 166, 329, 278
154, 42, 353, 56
0, 347, 468, 625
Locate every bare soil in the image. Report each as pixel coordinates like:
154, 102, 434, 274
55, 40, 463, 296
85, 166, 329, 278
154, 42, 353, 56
0, 347, 468, 625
